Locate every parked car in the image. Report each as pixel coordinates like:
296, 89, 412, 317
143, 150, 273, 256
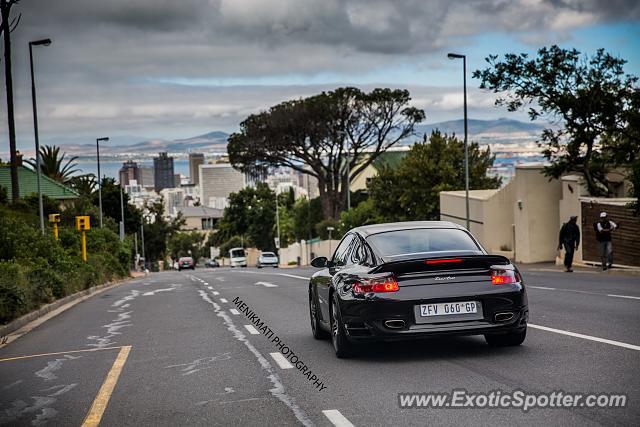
229, 247, 247, 267
257, 252, 279, 268
308, 221, 528, 358
205, 259, 220, 268
178, 257, 195, 271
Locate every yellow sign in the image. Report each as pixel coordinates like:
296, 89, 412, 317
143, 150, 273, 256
48, 213, 60, 223
49, 213, 60, 240
76, 216, 91, 231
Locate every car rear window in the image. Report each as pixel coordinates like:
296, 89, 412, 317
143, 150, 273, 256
262, 252, 276, 257
367, 228, 480, 257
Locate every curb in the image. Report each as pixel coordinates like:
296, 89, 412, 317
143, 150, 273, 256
0, 273, 144, 348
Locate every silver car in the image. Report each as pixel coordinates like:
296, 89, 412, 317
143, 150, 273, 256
257, 252, 279, 268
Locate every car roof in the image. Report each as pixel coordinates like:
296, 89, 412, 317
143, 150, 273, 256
352, 221, 465, 238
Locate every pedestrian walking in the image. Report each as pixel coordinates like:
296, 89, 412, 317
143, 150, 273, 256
558, 215, 580, 272
594, 212, 618, 271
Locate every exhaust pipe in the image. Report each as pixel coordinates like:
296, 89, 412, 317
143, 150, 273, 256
385, 319, 405, 329
494, 312, 514, 322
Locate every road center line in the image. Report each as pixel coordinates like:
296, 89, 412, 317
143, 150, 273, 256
220, 298, 228, 303
322, 409, 355, 427
82, 345, 132, 427
528, 324, 640, 351
270, 352, 294, 369
244, 325, 260, 335
528, 286, 557, 291
213, 291, 220, 296
230, 309, 240, 315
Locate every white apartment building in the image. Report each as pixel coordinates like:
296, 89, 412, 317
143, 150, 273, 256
199, 163, 246, 209
161, 188, 185, 216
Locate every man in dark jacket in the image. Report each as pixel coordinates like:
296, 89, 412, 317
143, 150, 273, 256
558, 216, 580, 272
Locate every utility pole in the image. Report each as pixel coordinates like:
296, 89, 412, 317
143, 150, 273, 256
1, 0, 20, 203
119, 185, 125, 240
96, 137, 109, 228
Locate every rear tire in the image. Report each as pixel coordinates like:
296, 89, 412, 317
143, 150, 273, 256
485, 328, 526, 347
309, 291, 329, 340
331, 294, 355, 358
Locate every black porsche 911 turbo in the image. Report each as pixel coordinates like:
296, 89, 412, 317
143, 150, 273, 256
308, 221, 528, 358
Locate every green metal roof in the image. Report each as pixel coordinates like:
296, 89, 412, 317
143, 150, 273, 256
0, 166, 80, 200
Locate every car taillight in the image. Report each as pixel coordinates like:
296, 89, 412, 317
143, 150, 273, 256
353, 275, 399, 294
491, 268, 519, 285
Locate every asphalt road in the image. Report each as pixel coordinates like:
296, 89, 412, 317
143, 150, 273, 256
1, 265, 639, 426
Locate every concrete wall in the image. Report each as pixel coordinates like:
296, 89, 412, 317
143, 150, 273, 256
278, 240, 341, 266
513, 166, 562, 263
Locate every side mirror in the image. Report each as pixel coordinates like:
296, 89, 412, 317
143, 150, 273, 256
311, 256, 329, 268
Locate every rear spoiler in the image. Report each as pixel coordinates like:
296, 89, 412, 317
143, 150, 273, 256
369, 255, 511, 275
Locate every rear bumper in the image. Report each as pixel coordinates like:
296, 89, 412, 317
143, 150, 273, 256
338, 289, 528, 342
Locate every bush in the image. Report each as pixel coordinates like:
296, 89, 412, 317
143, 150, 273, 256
315, 219, 341, 240
0, 208, 131, 325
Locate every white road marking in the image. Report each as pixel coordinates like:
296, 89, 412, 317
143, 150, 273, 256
528, 286, 640, 300
256, 281, 278, 287
207, 286, 213, 290
230, 309, 240, 315
278, 273, 310, 280
269, 352, 294, 369
529, 324, 640, 351
204, 283, 209, 286
213, 291, 220, 296
244, 325, 260, 335
322, 409, 355, 427
220, 298, 228, 303
607, 294, 640, 300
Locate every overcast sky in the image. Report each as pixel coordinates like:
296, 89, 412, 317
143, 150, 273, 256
1, 0, 639, 151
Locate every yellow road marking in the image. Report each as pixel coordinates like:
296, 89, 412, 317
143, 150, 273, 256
0, 346, 125, 363
82, 345, 132, 427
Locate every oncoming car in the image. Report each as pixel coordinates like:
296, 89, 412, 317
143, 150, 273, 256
178, 257, 195, 271
257, 252, 279, 268
308, 221, 528, 358
229, 247, 247, 268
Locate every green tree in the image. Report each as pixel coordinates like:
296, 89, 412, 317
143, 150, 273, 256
25, 145, 80, 184
142, 200, 184, 262
93, 178, 142, 235
473, 46, 639, 196
228, 87, 425, 219
68, 174, 97, 198
168, 232, 205, 261
292, 197, 324, 240
369, 131, 501, 221
213, 183, 277, 251
338, 198, 384, 234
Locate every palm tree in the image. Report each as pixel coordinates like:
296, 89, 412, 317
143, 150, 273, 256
25, 145, 80, 183
68, 174, 97, 197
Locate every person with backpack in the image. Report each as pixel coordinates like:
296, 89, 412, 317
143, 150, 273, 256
558, 215, 580, 272
594, 212, 618, 271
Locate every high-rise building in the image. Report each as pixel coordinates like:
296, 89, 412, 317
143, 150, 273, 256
139, 166, 155, 190
199, 163, 245, 209
118, 160, 140, 188
153, 152, 174, 192
189, 153, 205, 185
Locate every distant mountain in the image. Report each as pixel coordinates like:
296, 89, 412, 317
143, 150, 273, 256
415, 118, 544, 138
58, 131, 230, 157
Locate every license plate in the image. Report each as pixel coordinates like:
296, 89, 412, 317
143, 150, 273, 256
420, 301, 478, 317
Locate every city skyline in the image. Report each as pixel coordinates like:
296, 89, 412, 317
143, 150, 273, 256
1, 0, 638, 152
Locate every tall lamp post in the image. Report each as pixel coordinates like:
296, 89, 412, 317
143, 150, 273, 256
96, 137, 109, 228
119, 185, 125, 240
447, 52, 470, 231
29, 38, 52, 234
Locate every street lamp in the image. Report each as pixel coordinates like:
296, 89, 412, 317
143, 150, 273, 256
447, 52, 470, 231
119, 185, 125, 240
96, 137, 109, 228
29, 38, 52, 234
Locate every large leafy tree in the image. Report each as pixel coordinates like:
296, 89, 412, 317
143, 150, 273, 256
473, 46, 639, 196
368, 131, 501, 222
228, 87, 425, 219
26, 145, 80, 184
213, 183, 277, 251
